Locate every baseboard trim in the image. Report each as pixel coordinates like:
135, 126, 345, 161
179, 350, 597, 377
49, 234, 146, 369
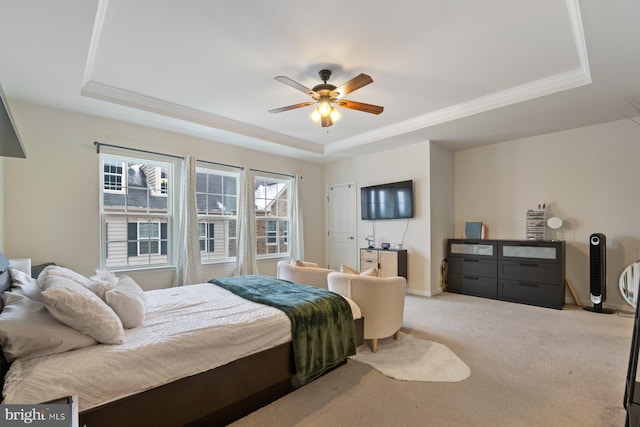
406, 288, 443, 297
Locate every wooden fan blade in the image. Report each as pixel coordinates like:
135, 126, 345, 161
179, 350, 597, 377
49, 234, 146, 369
269, 102, 316, 113
274, 76, 319, 97
321, 114, 333, 127
336, 99, 384, 115
332, 74, 373, 98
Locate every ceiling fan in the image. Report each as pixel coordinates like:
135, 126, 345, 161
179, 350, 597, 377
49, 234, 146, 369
269, 69, 384, 127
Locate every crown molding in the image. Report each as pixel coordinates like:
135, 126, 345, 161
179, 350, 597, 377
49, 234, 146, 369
326, 0, 591, 154
82, 0, 591, 157
81, 80, 325, 154
326, 67, 591, 153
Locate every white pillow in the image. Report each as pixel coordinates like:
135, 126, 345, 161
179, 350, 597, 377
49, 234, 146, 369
37, 265, 92, 289
340, 264, 360, 275
41, 274, 124, 344
0, 292, 97, 361
105, 275, 146, 329
90, 269, 119, 300
9, 268, 43, 302
360, 267, 379, 277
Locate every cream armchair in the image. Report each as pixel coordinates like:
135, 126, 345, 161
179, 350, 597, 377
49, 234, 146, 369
276, 260, 334, 290
327, 271, 406, 352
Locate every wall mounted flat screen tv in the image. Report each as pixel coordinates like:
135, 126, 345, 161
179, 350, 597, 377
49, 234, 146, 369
361, 180, 414, 220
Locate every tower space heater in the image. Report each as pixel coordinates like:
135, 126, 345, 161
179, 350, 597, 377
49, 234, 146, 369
584, 233, 614, 314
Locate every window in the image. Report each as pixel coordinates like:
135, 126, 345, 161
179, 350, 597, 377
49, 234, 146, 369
103, 160, 124, 193
196, 165, 239, 262
100, 154, 175, 269
136, 222, 163, 255
255, 175, 290, 256
198, 222, 215, 253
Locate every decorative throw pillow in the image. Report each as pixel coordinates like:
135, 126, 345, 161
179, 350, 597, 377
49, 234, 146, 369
360, 268, 379, 277
30, 262, 57, 280
293, 260, 320, 268
0, 292, 97, 361
37, 265, 92, 290
340, 264, 360, 275
90, 269, 119, 300
41, 274, 124, 344
9, 268, 43, 302
105, 275, 146, 329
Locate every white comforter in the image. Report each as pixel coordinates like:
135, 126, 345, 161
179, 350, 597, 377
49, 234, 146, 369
3, 283, 291, 411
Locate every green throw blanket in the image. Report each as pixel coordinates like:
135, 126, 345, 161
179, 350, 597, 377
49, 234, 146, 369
209, 275, 356, 385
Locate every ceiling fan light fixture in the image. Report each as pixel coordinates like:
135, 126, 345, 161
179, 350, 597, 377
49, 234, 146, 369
330, 107, 341, 122
271, 69, 383, 128
318, 100, 332, 116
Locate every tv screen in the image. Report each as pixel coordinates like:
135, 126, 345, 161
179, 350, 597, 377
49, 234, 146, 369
361, 180, 414, 220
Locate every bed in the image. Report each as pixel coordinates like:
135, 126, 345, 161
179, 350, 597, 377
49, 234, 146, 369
0, 254, 364, 427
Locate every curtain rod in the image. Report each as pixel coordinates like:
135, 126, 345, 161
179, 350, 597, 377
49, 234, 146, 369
94, 141, 184, 160
94, 142, 297, 177
94, 141, 244, 170
250, 168, 295, 178
199, 159, 244, 170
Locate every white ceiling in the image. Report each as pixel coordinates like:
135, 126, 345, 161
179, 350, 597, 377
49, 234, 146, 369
1, 0, 639, 162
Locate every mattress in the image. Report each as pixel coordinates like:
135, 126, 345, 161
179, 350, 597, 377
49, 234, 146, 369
2, 283, 291, 411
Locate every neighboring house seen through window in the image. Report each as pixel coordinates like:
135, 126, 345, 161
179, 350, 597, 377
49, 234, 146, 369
103, 160, 125, 193
196, 165, 239, 262
254, 175, 290, 256
100, 154, 174, 269
100, 153, 295, 270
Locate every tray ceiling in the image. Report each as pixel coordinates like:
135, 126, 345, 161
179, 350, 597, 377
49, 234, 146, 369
1, 0, 639, 161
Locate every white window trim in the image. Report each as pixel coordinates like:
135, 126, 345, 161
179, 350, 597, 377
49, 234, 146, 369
195, 163, 240, 264
254, 173, 292, 259
99, 152, 180, 272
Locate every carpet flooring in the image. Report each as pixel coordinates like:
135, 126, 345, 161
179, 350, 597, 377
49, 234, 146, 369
230, 292, 633, 427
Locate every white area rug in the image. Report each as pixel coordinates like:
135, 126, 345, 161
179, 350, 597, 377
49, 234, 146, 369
350, 332, 470, 382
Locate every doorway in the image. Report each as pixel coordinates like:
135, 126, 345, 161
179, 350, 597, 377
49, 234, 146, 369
326, 182, 357, 270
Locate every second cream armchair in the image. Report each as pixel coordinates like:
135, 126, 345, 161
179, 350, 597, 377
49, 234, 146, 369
327, 271, 406, 352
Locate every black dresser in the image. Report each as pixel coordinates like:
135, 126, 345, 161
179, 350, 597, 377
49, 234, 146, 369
446, 239, 566, 309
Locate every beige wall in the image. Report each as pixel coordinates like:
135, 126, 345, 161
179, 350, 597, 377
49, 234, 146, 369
3, 101, 325, 290
454, 118, 640, 309
429, 142, 455, 294
6, 98, 636, 307
0, 156, 4, 253
324, 141, 454, 296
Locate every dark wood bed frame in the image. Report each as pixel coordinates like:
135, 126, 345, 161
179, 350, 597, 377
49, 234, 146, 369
0, 256, 364, 426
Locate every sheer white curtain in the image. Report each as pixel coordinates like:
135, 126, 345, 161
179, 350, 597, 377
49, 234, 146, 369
234, 167, 259, 275
288, 174, 304, 261
172, 155, 202, 286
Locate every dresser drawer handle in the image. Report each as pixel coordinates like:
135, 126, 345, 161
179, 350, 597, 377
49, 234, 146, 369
519, 262, 538, 267
519, 282, 538, 287
464, 276, 479, 280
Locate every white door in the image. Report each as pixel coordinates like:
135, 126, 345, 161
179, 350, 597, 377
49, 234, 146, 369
326, 182, 357, 270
